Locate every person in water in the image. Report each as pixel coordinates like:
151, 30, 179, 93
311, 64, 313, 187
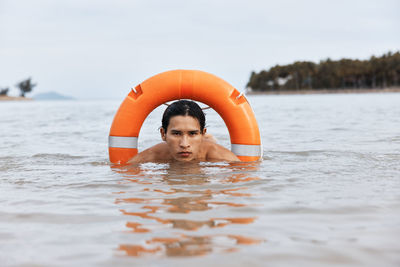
128, 100, 239, 163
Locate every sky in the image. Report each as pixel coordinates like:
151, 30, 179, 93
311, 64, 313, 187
0, 0, 399, 99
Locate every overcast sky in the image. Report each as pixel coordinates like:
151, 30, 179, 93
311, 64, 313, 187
1, 0, 399, 99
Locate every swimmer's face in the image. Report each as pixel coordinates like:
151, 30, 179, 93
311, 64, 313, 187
161, 115, 206, 162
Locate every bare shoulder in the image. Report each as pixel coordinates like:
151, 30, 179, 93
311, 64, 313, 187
127, 142, 171, 164
203, 141, 239, 162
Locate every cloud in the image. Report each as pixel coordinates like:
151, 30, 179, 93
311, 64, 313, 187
1, 0, 399, 98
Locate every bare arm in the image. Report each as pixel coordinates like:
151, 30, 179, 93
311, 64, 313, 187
127, 142, 171, 164
204, 141, 240, 162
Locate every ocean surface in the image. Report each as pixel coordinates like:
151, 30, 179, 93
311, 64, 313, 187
1, 93, 399, 267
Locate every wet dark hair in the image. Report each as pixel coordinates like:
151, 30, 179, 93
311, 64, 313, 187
162, 100, 205, 132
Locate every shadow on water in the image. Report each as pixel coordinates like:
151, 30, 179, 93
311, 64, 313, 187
111, 161, 263, 257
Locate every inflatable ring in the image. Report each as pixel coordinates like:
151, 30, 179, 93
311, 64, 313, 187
109, 70, 262, 164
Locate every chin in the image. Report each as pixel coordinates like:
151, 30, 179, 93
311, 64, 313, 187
175, 157, 193, 162
174, 155, 195, 162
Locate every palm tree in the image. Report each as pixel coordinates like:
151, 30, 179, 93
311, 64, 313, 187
16, 78, 37, 97
0, 87, 9, 96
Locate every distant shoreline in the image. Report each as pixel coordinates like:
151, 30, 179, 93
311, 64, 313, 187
0, 96, 33, 101
1, 87, 399, 100
246, 87, 400, 95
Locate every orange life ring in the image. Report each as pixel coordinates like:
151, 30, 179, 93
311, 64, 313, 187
109, 70, 262, 164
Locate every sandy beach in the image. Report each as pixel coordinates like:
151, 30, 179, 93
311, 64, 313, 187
0, 96, 33, 101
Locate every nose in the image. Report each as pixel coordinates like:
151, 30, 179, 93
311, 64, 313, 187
179, 135, 190, 148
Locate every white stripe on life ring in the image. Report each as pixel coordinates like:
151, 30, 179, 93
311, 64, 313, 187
231, 144, 262, 157
109, 136, 138, 149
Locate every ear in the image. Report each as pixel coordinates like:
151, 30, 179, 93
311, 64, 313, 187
202, 128, 207, 135
160, 128, 166, 141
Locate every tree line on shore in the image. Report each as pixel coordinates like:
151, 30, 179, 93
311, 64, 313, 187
0, 78, 37, 97
246, 51, 400, 92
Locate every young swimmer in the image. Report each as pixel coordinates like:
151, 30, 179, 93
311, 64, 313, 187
128, 100, 239, 163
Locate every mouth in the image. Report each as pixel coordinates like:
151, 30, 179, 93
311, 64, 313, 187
178, 152, 192, 158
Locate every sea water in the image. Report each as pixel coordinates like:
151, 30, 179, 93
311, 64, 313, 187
0, 93, 399, 266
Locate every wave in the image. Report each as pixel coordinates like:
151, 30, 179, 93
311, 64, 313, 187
32, 153, 86, 160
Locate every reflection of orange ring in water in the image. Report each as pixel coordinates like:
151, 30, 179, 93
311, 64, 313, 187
109, 70, 262, 164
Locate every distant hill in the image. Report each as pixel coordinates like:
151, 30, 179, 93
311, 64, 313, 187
33, 92, 75, 100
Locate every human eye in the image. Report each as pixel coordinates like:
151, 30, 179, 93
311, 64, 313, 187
171, 131, 181, 136
189, 131, 199, 136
